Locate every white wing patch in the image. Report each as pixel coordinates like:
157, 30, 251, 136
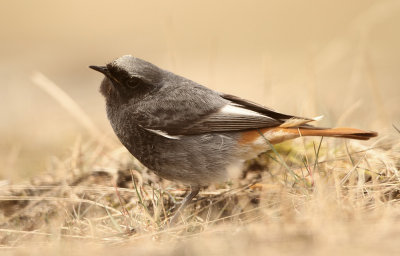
279, 115, 324, 128
312, 115, 324, 121
145, 128, 181, 140
219, 104, 267, 118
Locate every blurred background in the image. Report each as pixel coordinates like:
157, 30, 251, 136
1, 0, 399, 180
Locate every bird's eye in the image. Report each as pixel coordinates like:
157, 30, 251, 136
127, 77, 143, 89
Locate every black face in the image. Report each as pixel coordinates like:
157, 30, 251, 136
90, 64, 154, 103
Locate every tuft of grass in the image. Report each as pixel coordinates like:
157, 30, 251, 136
0, 134, 398, 255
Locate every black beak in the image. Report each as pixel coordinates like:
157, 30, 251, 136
89, 65, 109, 76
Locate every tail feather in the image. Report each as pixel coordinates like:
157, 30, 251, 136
285, 127, 378, 141
239, 127, 378, 150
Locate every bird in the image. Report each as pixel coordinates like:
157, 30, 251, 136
90, 55, 377, 224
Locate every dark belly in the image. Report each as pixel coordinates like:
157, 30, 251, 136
113, 125, 240, 185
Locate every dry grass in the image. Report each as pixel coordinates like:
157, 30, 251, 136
0, 126, 399, 255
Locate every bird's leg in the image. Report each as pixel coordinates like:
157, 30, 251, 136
169, 185, 200, 225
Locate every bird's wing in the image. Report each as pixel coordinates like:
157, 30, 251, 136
220, 94, 307, 120
175, 103, 283, 135
133, 88, 316, 137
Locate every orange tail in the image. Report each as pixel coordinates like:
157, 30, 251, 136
238, 127, 377, 160
239, 127, 378, 146
284, 127, 378, 141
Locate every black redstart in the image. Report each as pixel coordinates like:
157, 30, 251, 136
90, 55, 377, 223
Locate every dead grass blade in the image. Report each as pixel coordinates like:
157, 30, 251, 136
31, 72, 113, 147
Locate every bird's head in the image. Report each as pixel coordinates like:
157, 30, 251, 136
90, 55, 162, 103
